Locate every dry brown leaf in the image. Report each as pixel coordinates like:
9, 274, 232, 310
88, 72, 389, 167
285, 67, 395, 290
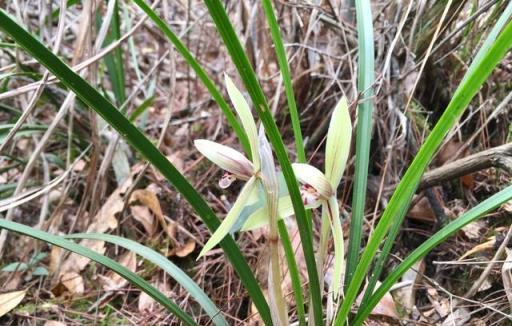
44, 321, 67, 326
436, 140, 466, 166
60, 272, 84, 295
427, 287, 450, 318
130, 188, 168, 233
393, 259, 425, 312
0, 289, 26, 317
356, 281, 399, 320
102, 252, 137, 291
59, 239, 106, 274
59, 177, 132, 276
130, 205, 156, 236
138, 279, 171, 313
502, 200, 512, 214
166, 221, 177, 239
442, 308, 471, 326
174, 240, 196, 258
166, 153, 184, 173
72, 159, 86, 172
502, 247, 512, 309
49, 246, 62, 275
407, 196, 436, 223
461, 220, 486, 240
458, 237, 495, 261
2, 272, 22, 291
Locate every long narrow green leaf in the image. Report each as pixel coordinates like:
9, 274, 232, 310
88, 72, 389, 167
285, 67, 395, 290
0, 219, 197, 326
353, 185, 512, 325
362, 2, 512, 307
345, 0, 375, 287
203, 1, 323, 324
335, 17, 512, 326
65, 233, 228, 326
101, 0, 126, 106
259, 4, 308, 322
131, 0, 251, 158
0, 10, 272, 324
260, 0, 305, 163
463, 0, 512, 82
277, 220, 306, 326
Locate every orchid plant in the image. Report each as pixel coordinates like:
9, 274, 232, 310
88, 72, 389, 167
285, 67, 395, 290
195, 79, 352, 321
240, 98, 352, 319
195, 75, 289, 323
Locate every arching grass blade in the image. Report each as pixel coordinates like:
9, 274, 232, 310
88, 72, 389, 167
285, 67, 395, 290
66, 233, 229, 326
0, 219, 197, 326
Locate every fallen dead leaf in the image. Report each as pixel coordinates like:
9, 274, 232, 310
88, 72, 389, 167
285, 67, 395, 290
442, 307, 471, 326
166, 153, 184, 173
166, 220, 177, 239
458, 237, 495, 261
72, 159, 86, 172
59, 239, 106, 274
174, 240, 196, 258
436, 140, 466, 166
130, 205, 156, 236
2, 272, 22, 291
356, 281, 399, 320
461, 220, 486, 240
138, 279, 171, 313
60, 272, 84, 295
407, 196, 436, 223
427, 287, 450, 318
130, 188, 168, 235
102, 252, 137, 291
0, 289, 27, 317
393, 259, 425, 312
49, 246, 62, 275
502, 247, 512, 309
59, 177, 132, 276
44, 321, 67, 326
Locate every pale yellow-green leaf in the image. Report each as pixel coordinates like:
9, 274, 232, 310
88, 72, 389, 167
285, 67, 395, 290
245, 180, 261, 207
292, 163, 333, 199
325, 96, 352, 189
327, 196, 344, 301
224, 74, 260, 170
241, 195, 320, 231
198, 176, 257, 258
242, 196, 293, 231
0, 289, 26, 317
194, 139, 253, 179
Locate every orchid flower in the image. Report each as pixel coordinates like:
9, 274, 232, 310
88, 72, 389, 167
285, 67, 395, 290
241, 97, 352, 306
195, 74, 262, 258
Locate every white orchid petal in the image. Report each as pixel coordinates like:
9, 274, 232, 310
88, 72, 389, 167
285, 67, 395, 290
224, 74, 260, 170
259, 126, 278, 192
326, 196, 344, 301
241, 195, 320, 231
194, 139, 253, 179
292, 163, 333, 199
325, 96, 352, 189
198, 176, 258, 258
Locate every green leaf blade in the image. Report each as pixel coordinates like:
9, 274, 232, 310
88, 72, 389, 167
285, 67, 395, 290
65, 233, 229, 326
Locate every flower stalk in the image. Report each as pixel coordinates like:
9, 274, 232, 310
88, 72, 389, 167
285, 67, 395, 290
259, 127, 288, 326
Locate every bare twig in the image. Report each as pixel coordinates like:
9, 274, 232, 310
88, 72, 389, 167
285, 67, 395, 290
419, 143, 512, 190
